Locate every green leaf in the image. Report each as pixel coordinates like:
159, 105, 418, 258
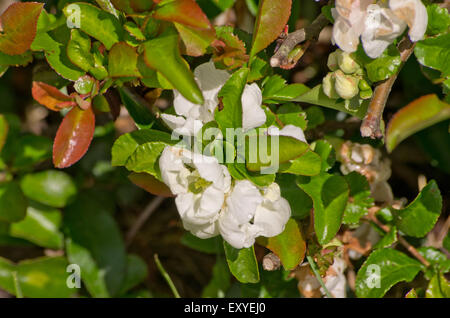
417, 247, 450, 279
111, 128, 175, 166
294, 85, 369, 118
342, 172, 374, 225
312, 139, 336, 172
10, 202, 63, 250
279, 150, 322, 176
373, 226, 397, 249
67, 29, 94, 72
11, 134, 52, 169
276, 174, 312, 219
142, 26, 203, 104
276, 103, 307, 130
215, 68, 249, 131
262, 75, 309, 103
181, 233, 223, 254
250, 0, 292, 58
245, 135, 309, 172
63, 3, 123, 50
258, 218, 306, 270
415, 33, 450, 77
0, 115, 7, 154
426, 272, 450, 298
355, 248, 422, 298
125, 142, 168, 179
393, 180, 442, 238
0, 256, 74, 298
0, 182, 27, 223
426, 4, 450, 36
223, 241, 259, 283
118, 254, 148, 295
297, 173, 349, 245
64, 192, 127, 297
31, 26, 86, 81
248, 56, 270, 82
0, 51, 33, 67
386, 94, 450, 153
20, 170, 77, 208
355, 45, 401, 82
108, 42, 140, 77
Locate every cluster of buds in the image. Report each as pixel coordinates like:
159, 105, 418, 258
322, 50, 373, 110
339, 141, 393, 203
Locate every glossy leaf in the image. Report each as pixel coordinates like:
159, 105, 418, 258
53, 105, 95, 168
128, 172, 173, 197
0, 256, 74, 298
10, 202, 63, 249
67, 29, 95, 72
393, 180, 442, 238
294, 85, 369, 118
125, 142, 168, 178
297, 173, 349, 245
111, 128, 175, 166
143, 26, 203, 104
215, 67, 249, 131
414, 33, 450, 76
11, 134, 52, 169
276, 174, 312, 219
342, 172, 374, 225
64, 192, 127, 297
262, 75, 309, 104
175, 23, 215, 56
0, 2, 44, 55
108, 42, 140, 77
250, 0, 292, 58
354, 45, 401, 83
62, 3, 123, 50
223, 241, 259, 283
20, 170, 77, 208
386, 94, 450, 153
278, 150, 322, 176
32, 81, 76, 111
426, 4, 450, 36
154, 0, 212, 29
426, 272, 450, 298
0, 182, 27, 223
355, 248, 422, 298
258, 218, 306, 270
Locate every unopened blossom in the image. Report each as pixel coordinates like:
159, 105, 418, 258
159, 146, 231, 238
161, 61, 266, 136
218, 180, 291, 249
332, 0, 428, 58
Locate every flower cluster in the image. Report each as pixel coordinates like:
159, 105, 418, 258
323, 49, 373, 106
158, 62, 296, 249
332, 0, 428, 58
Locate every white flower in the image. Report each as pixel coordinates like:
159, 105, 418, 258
332, 0, 428, 59
161, 61, 266, 136
267, 124, 307, 143
218, 180, 291, 249
159, 146, 231, 238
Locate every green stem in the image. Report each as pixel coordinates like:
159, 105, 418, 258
306, 255, 333, 298
154, 254, 181, 298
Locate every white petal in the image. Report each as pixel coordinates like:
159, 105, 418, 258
173, 90, 200, 117
332, 18, 361, 53
254, 197, 291, 238
268, 125, 307, 143
159, 146, 190, 195
226, 180, 263, 224
389, 0, 427, 42
194, 61, 230, 102
160, 113, 186, 132
198, 186, 225, 218
218, 209, 262, 249
242, 83, 266, 131
182, 218, 220, 239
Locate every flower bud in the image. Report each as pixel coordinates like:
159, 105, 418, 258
322, 72, 339, 99
337, 51, 360, 74
335, 70, 360, 100
327, 51, 340, 71
74, 76, 94, 95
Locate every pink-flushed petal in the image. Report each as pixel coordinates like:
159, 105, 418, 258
389, 0, 427, 42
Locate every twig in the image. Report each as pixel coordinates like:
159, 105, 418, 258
126, 196, 166, 246
270, 13, 330, 68
306, 255, 334, 298
365, 208, 430, 267
154, 254, 181, 298
360, 36, 416, 139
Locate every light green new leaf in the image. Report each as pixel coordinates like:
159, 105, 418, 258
355, 248, 422, 298
393, 180, 442, 238
223, 241, 259, 283
426, 4, 450, 36
426, 272, 450, 298
125, 142, 168, 179
414, 33, 450, 77
297, 173, 349, 244
143, 26, 203, 104
63, 3, 123, 50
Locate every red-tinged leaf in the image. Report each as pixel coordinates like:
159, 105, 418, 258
250, 0, 292, 58
128, 172, 174, 197
175, 23, 215, 56
0, 2, 44, 55
53, 106, 95, 168
257, 218, 306, 270
32, 81, 76, 111
386, 94, 450, 153
213, 27, 249, 70
108, 42, 140, 78
153, 0, 212, 30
